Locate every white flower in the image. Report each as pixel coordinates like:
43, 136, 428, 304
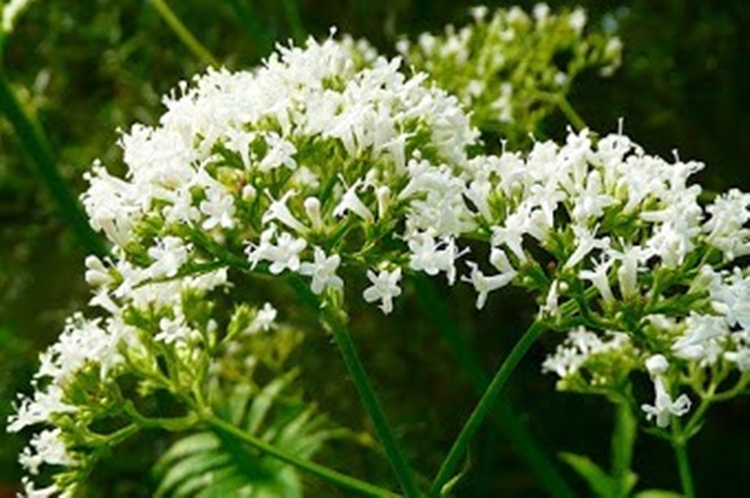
155, 313, 200, 345
147, 236, 190, 279
262, 190, 307, 233
462, 262, 516, 310
570, 170, 614, 224
299, 247, 344, 294
579, 257, 615, 306
540, 280, 561, 317
333, 179, 373, 222
363, 268, 402, 314
672, 313, 729, 365
611, 244, 650, 299
641, 376, 691, 428
258, 132, 297, 171
644, 354, 669, 376
710, 269, 750, 329
491, 213, 527, 262
542, 328, 632, 380
641, 355, 691, 428
303, 197, 324, 230
19, 477, 65, 498
84, 256, 112, 288
7, 386, 76, 434
408, 233, 465, 284
703, 189, 750, 260
267, 232, 307, 274
245, 227, 307, 274
19, 428, 74, 475
247, 303, 278, 334
199, 183, 236, 230
564, 224, 610, 269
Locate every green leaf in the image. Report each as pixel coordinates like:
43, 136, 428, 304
560, 452, 616, 498
154, 373, 337, 497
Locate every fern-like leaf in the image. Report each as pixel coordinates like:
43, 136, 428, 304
154, 371, 340, 497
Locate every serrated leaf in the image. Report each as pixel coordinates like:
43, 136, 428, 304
227, 383, 253, 427
153, 432, 220, 475
560, 452, 616, 498
156, 450, 233, 497
246, 371, 298, 435
154, 371, 338, 497
171, 466, 239, 497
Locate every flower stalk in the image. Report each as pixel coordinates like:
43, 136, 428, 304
321, 302, 422, 498
428, 319, 548, 497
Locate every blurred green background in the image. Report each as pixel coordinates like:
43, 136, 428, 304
1, 0, 749, 496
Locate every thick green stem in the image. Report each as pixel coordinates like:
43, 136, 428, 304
0, 72, 107, 258
413, 277, 574, 498
321, 304, 422, 498
205, 414, 401, 498
148, 0, 220, 67
428, 320, 548, 497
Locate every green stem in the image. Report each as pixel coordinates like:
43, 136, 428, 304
321, 304, 422, 498
557, 95, 587, 132
532, 90, 588, 132
673, 441, 695, 498
413, 277, 574, 498
148, 0, 220, 67
428, 320, 548, 497
0, 72, 108, 258
205, 414, 401, 498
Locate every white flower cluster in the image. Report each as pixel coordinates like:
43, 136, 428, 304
81, 35, 481, 316
542, 328, 636, 386
74, 35, 750, 436
397, 4, 622, 139
6, 252, 233, 494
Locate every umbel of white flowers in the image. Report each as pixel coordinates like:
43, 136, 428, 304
8, 20, 750, 498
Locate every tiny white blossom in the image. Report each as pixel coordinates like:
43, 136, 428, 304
247, 303, 278, 334
363, 268, 402, 314
408, 233, 466, 284
155, 313, 200, 345
565, 224, 610, 269
19, 428, 74, 475
641, 355, 691, 428
299, 247, 344, 294
147, 236, 190, 278
245, 227, 307, 274
641, 376, 691, 428
19, 477, 65, 498
199, 184, 236, 230
262, 190, 307, 233
268, 232, 307, 274
333, 179, 373, 222
463, 262, 516, 310
579, 257, 615, 306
